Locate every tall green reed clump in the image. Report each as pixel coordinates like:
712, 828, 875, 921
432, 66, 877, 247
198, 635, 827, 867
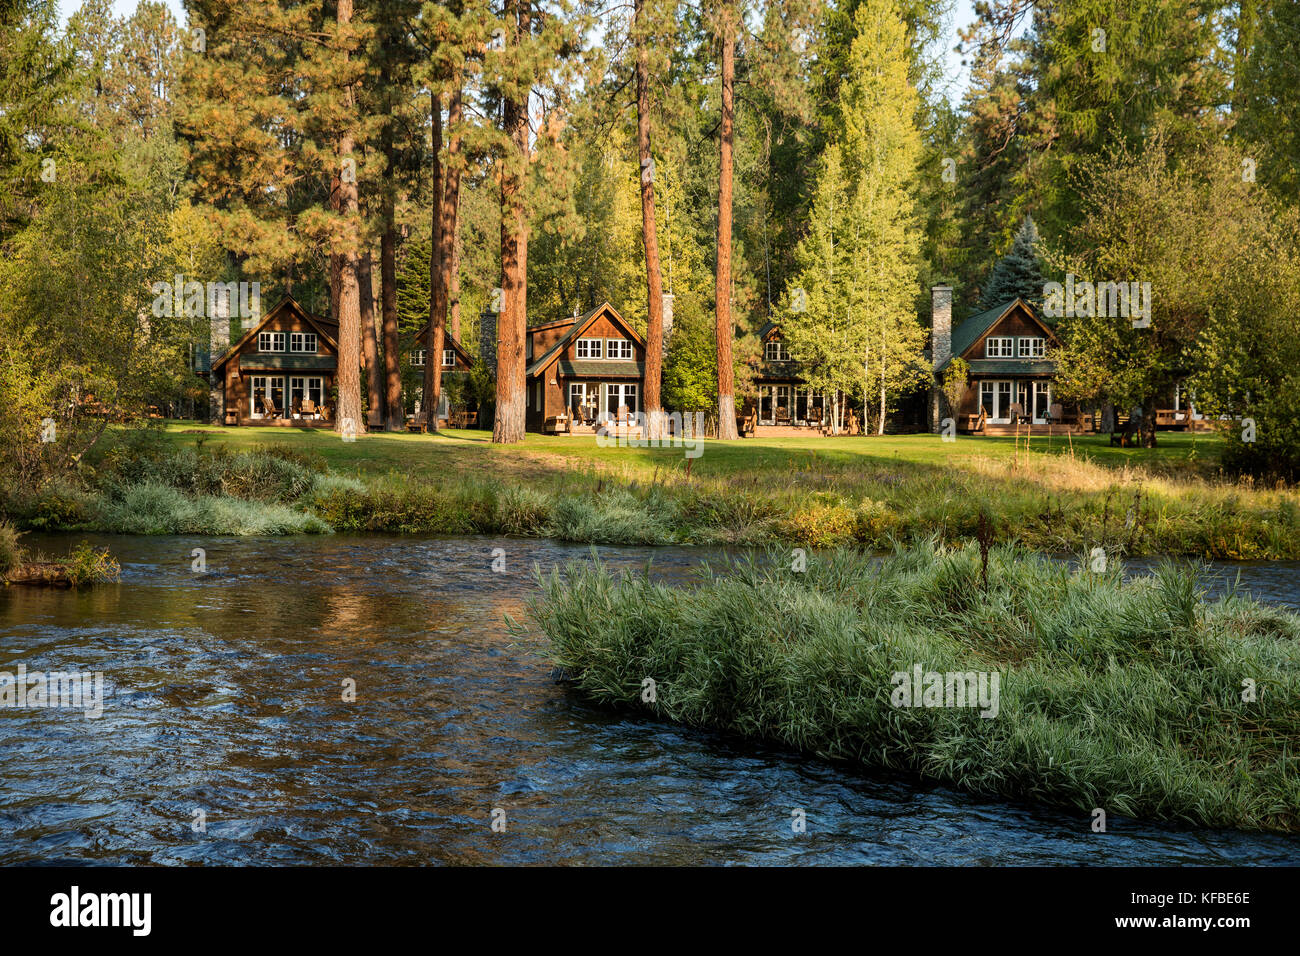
533, 541, 1300, 833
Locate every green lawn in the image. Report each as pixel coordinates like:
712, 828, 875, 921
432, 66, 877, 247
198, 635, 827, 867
160, 421, 1226, 484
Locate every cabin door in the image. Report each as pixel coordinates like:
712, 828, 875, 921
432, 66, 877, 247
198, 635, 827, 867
1032, 382, 1052, 423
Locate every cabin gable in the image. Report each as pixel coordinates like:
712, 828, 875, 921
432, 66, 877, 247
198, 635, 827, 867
955, 300, 1058, 365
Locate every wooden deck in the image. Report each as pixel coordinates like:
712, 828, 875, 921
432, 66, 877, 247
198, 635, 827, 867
969, 423, 1084, 437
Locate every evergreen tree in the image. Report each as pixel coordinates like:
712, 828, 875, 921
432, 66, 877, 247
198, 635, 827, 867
977, 215, 1045, 310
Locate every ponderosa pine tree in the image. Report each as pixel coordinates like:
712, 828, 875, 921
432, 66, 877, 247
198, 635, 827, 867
634, 0, 667, 438
712, 0, 739, 439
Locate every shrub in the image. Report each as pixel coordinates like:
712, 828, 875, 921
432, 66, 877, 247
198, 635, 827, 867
0, 519, 23, 573
61, 542, 121, 586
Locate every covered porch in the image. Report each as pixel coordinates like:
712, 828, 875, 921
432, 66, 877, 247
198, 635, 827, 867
748, 383, 850, 433
235, 372, 335, 426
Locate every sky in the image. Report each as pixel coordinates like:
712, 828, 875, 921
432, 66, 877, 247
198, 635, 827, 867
57, 0, 995, 104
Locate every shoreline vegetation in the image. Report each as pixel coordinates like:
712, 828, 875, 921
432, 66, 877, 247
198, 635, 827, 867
532, 543, 1300, 834
0, 424, 1296, 559
0, 521, 120, 588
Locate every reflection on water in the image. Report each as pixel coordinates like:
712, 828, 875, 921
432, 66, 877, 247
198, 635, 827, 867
1, 534, 1297, 865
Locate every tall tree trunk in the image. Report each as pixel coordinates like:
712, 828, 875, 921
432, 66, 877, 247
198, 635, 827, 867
426, 91, 444, 430
635, 0, 665, 439
381, 224, 402, 430
428, 86, 463, 431
449, 190, 462, 341
380, 57, 403, 431
443, 86, 463, 340
333, 0, 364, 436
878, 324, 886, 435
359, 249, 384, 427
494, 0, 529, 444
714, 2, 738, 441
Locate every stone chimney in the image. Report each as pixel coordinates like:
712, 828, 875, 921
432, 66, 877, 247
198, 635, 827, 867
479, 307, 497, 370
931, 285, 952, 372
209, 286, 230, 424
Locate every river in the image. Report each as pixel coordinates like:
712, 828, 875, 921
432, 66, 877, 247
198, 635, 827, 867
1, 534, 1297, 865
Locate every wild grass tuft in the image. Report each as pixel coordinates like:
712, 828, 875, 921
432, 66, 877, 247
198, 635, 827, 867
532, 542, 1300, 834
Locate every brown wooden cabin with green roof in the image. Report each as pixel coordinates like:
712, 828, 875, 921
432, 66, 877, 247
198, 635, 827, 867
408, 322, 476, 426
207, 295, 340, 426
929, 289, 1080, 435
524, 302, 646, 433
747, 320, 851, 435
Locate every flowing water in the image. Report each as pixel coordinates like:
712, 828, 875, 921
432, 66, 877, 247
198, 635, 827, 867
1, 534, 1297, 866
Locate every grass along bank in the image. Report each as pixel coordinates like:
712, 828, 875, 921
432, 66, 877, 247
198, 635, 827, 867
3, 424, 1297, 559
0, 520, 120, 587
532, 542, 1300, 834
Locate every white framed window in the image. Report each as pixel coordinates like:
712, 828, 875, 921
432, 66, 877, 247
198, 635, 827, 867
765, 339, 790, 362
289, 376, 324, 415
985, 337, 1014, 358
258, 331, 285, 352
289, 332, 318, 353
1018, 336, 1045, 358
605, 383, 637, 419
576, 338, 603, 359
979, 380, 1017, 423
442, 348, 456, 367
249, 375, 286, 419
605, 338, 633, 360
410, 349, 426, 366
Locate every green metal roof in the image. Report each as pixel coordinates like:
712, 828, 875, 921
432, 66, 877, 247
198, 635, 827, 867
965, 358, 1055, 376
554, 359, 644, 378
234, 354, 337, 371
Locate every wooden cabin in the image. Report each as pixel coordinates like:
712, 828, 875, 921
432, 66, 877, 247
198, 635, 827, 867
747, 321, 850, 435
407, 323, 476, 427
524, 302, 646, 433
207, 296, 339, 426
930, 290, 1078, 435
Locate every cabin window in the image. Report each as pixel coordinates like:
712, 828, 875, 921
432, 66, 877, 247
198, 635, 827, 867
765, 340, 790, 361
605, 383, 637, 418
985, 337, 1014, 358
576, 338, 603, 359
258, 332, 285, 352
290, 332, 317, 353
410, 349, 426, 366
442, 349, 456, 367
1018, 336, 1045, 358
606, 338, 633, 360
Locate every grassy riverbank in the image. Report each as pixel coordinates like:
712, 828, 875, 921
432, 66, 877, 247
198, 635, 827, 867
3, 422, 1298, 559
533, 543, 1300, 834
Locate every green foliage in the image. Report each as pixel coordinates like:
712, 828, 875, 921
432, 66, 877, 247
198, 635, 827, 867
782, 0, 928, 433
96, 481, 330, 536
535, 542, 1300, 833
977, 215, 1045, 310
60, 541, 120, 586
0, 519, 22, 573
941, 357, 969, 418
